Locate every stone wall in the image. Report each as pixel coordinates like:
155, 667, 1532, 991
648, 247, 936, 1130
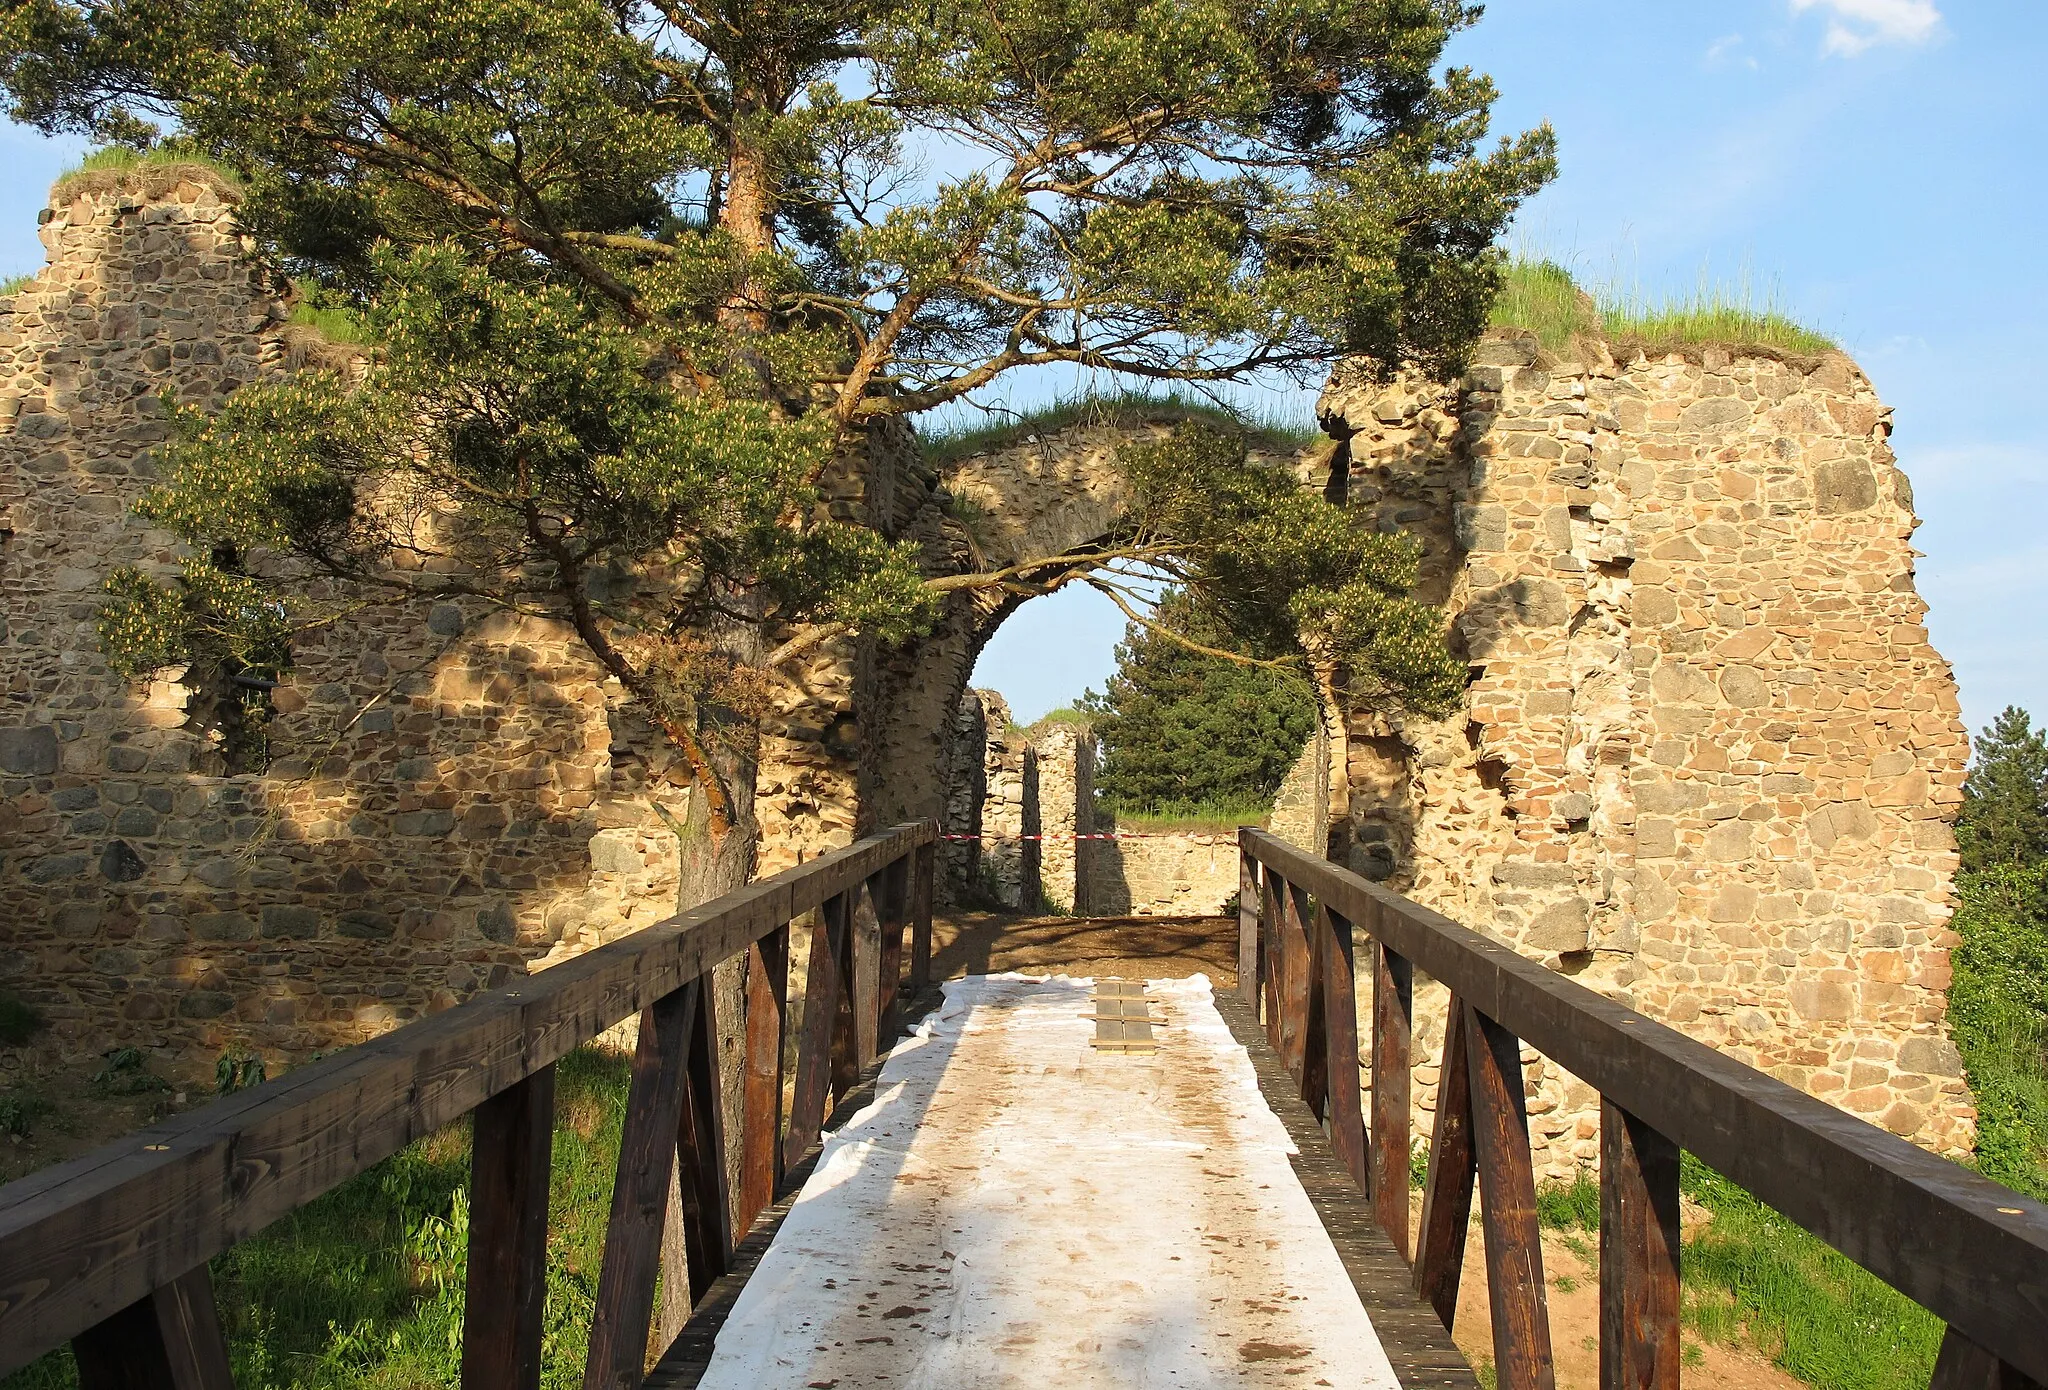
1082, 833, 1238, 917
0, 172, 710, 1080
1030, 723, 1093, 913
1320, 331, 1973, 1172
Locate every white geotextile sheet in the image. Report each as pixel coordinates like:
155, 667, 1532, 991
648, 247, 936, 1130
695, 972, 1403, 1389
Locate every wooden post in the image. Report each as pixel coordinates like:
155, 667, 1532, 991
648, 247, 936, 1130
463, 1064, 556, 1390
1275, 876, 1314, 1088
1414, 999, 1476, 1328
829, 890, 860, 1104
909, 839, 936, 992
1371, 937, 1414, 1261
876, 855, 911, 1039
1239, 841, 1262, 1009
1466, 1003, 1556, 1390
583, 982, 698, 1390
72, 1263, 233, 1390
665, 977, 732, 1326
1320, 904, 1369, 1198
1297, 886, 1330, 1119
1599, 1098, 1680, 1390
1260, 869, 1284, 1047
738, 922, 789, 1233
850, 879, 882, 1073
1930, 1328, 2048, 1390
784, 905, 847, 1170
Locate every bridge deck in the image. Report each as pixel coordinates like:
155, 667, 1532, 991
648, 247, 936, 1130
672, 972, 1464, 1388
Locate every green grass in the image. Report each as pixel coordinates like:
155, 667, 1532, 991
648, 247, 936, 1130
0, 1046, 633, 1390
1487, 259, 1599, 356
288, 301, 375, 346
917, 386, 1321, 466
61, 143, 241, 183
1094, 797, 1270, 835
1489, 257, 1837, 357
0, 273, 32, 298
1526, 1162, 1942, 1390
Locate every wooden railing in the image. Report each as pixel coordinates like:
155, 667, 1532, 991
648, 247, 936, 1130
1237, 827, 2048, 1390
0, 821, 938, 1389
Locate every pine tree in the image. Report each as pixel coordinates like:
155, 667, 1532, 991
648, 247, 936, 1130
1959, 706, 2048, 872
2, 0, 1552, 828
1083, 593, 1318, 814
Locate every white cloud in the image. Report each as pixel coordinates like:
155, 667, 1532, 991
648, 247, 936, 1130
1704, 33, 1760, 70
1790, 0, 1944, 56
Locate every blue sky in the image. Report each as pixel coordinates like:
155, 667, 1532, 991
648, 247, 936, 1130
3, 1, 2040, 737
979, 0, 2048, 733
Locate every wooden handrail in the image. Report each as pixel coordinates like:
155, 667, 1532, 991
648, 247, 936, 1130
0, 821, 939, 1385
1237, 826, 2048, 1390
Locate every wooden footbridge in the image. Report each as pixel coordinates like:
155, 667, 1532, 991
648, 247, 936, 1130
1, 822, 2044, 1388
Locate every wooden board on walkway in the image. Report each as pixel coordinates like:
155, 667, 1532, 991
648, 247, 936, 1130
684, 973, 1416, 1388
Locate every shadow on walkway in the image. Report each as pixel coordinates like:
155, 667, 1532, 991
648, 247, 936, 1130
930, 911, 1235, 987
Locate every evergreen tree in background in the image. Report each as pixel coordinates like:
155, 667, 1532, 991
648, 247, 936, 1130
1083, 593, 1317, 814
1959, 706, 2048, 872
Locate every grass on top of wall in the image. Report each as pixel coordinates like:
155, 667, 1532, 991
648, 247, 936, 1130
1531, 1157, 1943, 1390
1490, 258, 1838, 358
50, 143, 244, 204
0, 1047, 634, 1390
0, 273, 33, 298
1094, 797, 1270, 836
917, 386, 1321, 467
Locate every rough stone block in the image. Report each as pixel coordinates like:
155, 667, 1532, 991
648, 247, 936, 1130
0, 725, 60, 775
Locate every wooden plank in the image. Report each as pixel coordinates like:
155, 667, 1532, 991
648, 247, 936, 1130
1466, 1003, 1555, 1390
737, 924, 788, 1237
463, 1064, 556, 1390
1239, 829, 2048, 1382
1372, 938, 1414, 1261
782, 906, 846, 1172
1214, 991, 1481, 1388
1414, 998, 1476, 1329
1930, 1328, 2048, 1390
73, 1262, 231, 1390
909, 840, 935, 993
1598, 1098, 1679, 1390
849, 878, 882, 1073
582, 982, 698, 1390
1320, 905, 1370, 1199
1238, 840, 1262, 1009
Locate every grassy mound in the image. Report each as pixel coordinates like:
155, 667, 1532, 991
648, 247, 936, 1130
918, 387, 1321, 467
50, 144, 243, 206
1490, 258, 1838, 359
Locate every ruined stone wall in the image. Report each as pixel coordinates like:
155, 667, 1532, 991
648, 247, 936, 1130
1321, 331, 1973, 1172
0, 174, 702, 1080
1082, 833, 1238, 917
1030, 723, 1093, 913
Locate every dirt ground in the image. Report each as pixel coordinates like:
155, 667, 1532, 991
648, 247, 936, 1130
0, 1052, 200, 1186
934, 911, 1800, 1390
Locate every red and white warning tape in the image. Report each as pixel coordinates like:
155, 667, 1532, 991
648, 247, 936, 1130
938, 831, 1230, 841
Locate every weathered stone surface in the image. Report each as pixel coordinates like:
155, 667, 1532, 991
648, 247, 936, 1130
0, 726, 59, 775
1317, 330, 1973, 1172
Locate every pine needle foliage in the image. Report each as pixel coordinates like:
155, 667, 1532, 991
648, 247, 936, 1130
1083, 591, 1318, 813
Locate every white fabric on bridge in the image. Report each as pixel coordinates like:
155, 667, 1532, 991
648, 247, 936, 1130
695, 973, 1403, 1389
